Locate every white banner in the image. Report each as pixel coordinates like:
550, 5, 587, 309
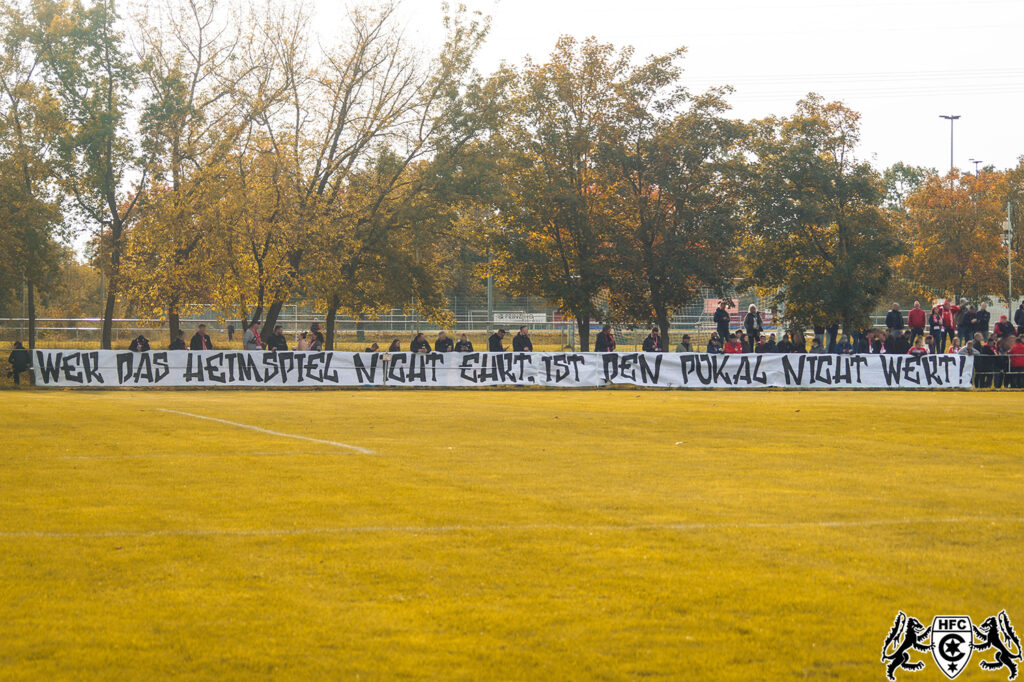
31, 350, 974, 389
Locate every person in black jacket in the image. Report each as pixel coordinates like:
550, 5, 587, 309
511, 326, 533, 352
1015, 302, 1024, 334
713, 301, 731, 340
308, 323, 325, 351
775, 334, 792, 354
885, 303, 904, 336
190, 324, 213, 350
455, 334, 473, 352
488, 329, 507, 352
364, 342, 380, 353
434, 332, 454, 353
594, 324, 615, 352
743, 305, 763, 347
706, 332, 724, 354
387, 338, 401, 352
642, 327, 663, 352
410, 332, 431, 353
129, 335, 150, 352
265, 325, 288, 351
168, 330, 187, 350
974, 302, 991, 338
8, 341, 31, 386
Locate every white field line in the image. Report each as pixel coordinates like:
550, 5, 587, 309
58, 452, 309, 460
156, 408, 374, 455
1, 517, 1020, 540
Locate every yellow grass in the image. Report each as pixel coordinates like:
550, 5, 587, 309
1, 390, 1022, 680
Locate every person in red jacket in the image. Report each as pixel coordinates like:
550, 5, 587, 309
724, 333, 744, 354
907, 301, 926, 344
1009, 335, 1024, 388
995, 315, 1016, 339
940, 300, 958, 351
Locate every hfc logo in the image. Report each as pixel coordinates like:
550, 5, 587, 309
881, 611, 1022, 680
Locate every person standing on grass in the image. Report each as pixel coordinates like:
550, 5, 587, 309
455, 334, 473, 352
169, 330, 187, 350
243, 320, 263, 350
743, 304, 763, 347
190, 324, 213, 350
642, 327, 663, 352
595, 324, 616, 352
907, 301, 926, 343
434, 332, 454, 353
7, 341, 30, 386
885, 303, 904, 336
488, 329, 507, 352
713, 301, 731, 341
512, 326, 533, 352
129, 334, 151, 352
266, 325, 288, 351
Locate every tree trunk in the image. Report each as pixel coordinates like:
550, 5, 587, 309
576, 315, 590, 352
245, 304, 263, 330
655, 303, 671, 349
355, 313, 366, 343
26, 279, 36, 349
261, 299, 285, 341
168, 306, 180, 344
101, 288, 116, 350
325, 296, 339, 351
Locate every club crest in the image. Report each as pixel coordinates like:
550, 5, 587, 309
931, 616, 973, 679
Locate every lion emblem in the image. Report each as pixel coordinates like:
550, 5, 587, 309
974, 611, 1023, 680
882, 611, 932, 680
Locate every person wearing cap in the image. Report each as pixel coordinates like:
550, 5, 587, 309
243, 319, 263, 350
265, 325, 288, 351
512, 326, 533, 352
488, 329, 507, 352
594, 324, 616, 352
642, 327, 663, 352
308, 322, 324, 351
675, 334, 693, 353
995, 315, 1015, 339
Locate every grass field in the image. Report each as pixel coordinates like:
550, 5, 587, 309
1, 389, 1022, 680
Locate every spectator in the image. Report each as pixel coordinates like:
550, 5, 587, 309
928, 308, 946, 353
809, 337, 826, 354
488, 329, 507, 352
960, 333, 983, 357
869, 332, 884, 354
512, 326, 533, 352
227, 323, 235, 341
907, 301, 926, 343
724, 333, 743, 354
190, 324, 213, 350
790, 332, 807, 353
743, 305, 763, 347
595, 324, 616, 352
762, 333, 777, 353
855, 332, 871, 354
266, 325, 288, 351
908, 337, 928, 357
737, 331, 752, 354
7, 341, 30, 386
976, 335, 998, 388
925, 334, 936, 354
435, 332, 454, 353
455, 334, 474, 352
642, 327, 664, 352
1016, 302, 1024, 334
825, 323, 839, 353
957, 301, 974, 345
243, 320, 263, 350
885, 303, 904, 336
675, 334, 693, 353
975, 302, 991, 338
129, 334, 151, 352
706, 332, 723, 354
387, 338, 401, 352
940, 301, 957, 351
995, 315, 1015, 339
168, 330, 187, 350
775, 333, 792, 354
947, 336, 962, 353
309, 323, 325, 351
296, 332, 311, 351
1009, 335, 1024, 388
713, 301, 731, 341
364, 342, 380, 353
890, 330, 911, 355
410, 332, 431, 353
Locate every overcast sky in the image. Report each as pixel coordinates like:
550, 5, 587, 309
314, 0, 1024, 174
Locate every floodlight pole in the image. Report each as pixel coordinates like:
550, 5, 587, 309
1006, 203, 1015, 308
939, 114, 960, 174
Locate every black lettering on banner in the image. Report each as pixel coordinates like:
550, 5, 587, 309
940, 355, 956, 385
920, 356, 941, 386
679, 355, 697, 384
133, 353, 154, 383
323, 352, 340, 383
276, 352, 296, 384
491, 353, 515, 383
711, 355, 732, 384
543, 354, 572, 383
224, 353, 238, 382
353, 353, 378, 383
294, 353, 306, 382
262, 354, 280, 383
834, 356, 852, 384
812, 356, 832, 384
602, 354, 619, 382
236, 353, 261, 382
901, 357, 922, 385
850, 356, 868, 383
205, 353, 226, 383
751, 355, 768, 384
879, 356, 902, 386
152, 352, 169, 383
61, 352, 84, 383
407, 354, 428, 383
116, 352, 134, 384
732, 356, 751, 385
512, 353, 533, 382
638, 354, 662, 384
387, 353, 408, 383
619, 354, 638, 382
305, 352, 325, 382
781, 355, 804, 385
459, 353, 481, 383
82, 351, 105, 384
958, 355, 966, 384
36, 351, 62, 383
185, 353, 204, 382
695, 356, 715, 385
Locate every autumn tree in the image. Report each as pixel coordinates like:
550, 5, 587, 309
743, 95, 900, 332
903, 169, 1024, 302
599, 50, 747, 345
